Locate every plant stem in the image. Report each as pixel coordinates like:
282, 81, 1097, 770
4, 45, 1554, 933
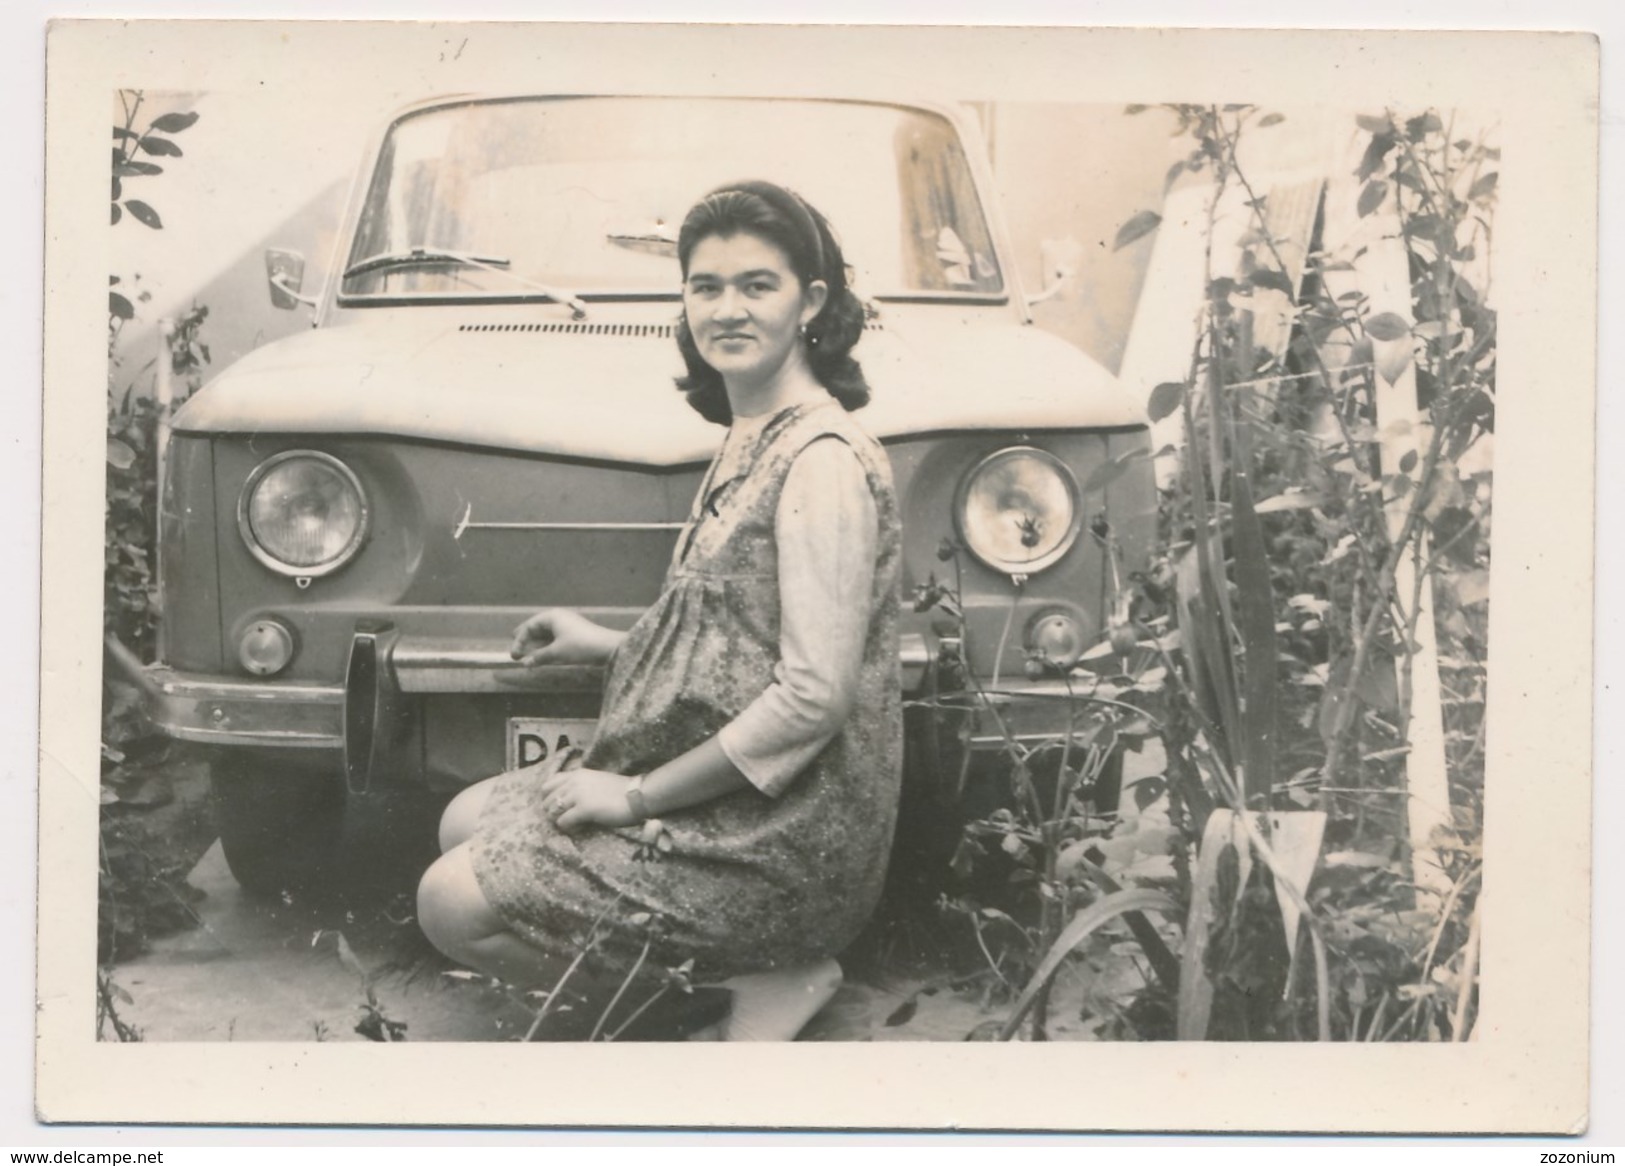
1075, 855, 1182, 993
1364, 992, 1390, 1041
523, 891, 626, 1041
1319, 417, 1448, 789
604, 983, 672, 1043
95, 968, 139, 1042
1418, 864, 1481, 982
1029, 683, 1089, 1041
969, 913, 1014, 992
1380, 998, 1422, 1042
989, 577, 1023, 690
590, 933, 653, 1041
1450, 903, 1481, 1041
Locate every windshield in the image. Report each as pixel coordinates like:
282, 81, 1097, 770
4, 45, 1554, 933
340, 97, 1003, 302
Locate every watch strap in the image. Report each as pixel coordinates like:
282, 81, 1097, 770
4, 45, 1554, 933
626, 776, 651, 823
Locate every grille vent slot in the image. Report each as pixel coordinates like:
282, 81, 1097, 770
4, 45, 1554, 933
459, 319, 884, 336
460, 322, 677, 337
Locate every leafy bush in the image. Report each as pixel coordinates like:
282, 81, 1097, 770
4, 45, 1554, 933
105, 298, 209, 667
913, 104, 1492, 1042
101, 94, 210, 983
105, 91, 206, 665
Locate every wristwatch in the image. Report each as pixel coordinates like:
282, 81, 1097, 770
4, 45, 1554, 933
626, 775, 651, 823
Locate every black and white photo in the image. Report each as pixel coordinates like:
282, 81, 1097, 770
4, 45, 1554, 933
37, 20, 1596, 1132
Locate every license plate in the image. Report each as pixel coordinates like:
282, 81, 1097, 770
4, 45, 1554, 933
505, 718, 597, 771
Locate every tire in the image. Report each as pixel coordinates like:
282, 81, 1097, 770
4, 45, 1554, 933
208, 750, 346, 899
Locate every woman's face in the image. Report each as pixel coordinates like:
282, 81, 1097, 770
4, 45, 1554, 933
683, 231, 828, 391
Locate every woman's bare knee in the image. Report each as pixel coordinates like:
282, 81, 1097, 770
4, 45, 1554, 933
417, 845, 565, 989
438, 778, 499, 853
417, 844, 507, 961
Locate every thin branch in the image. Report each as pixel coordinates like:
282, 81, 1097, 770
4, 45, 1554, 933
589, 932, 653, 1042
1450, 903, 1482, 1041
604, 983, 673, 1043
523, 890, 627, 1041
1418, 864, 1481, 982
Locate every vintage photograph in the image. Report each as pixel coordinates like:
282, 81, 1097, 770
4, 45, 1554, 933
95, 85, 1497, 1045
39, 21, 1595, 1130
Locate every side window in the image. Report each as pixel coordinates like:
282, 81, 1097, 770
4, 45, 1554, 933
894, 119, 1002, 294
347, 134, 397, 273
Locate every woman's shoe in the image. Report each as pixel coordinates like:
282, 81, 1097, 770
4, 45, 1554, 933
710, 957, 844, 1042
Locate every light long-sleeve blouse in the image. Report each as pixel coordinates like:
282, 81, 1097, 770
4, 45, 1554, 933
716, 428, 880, 797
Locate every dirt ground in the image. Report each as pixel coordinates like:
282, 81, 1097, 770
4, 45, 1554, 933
106, 841, 1101, 1042
100, 749, 1116, 1043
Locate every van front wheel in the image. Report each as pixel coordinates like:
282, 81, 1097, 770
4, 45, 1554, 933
208, 752, 346, 899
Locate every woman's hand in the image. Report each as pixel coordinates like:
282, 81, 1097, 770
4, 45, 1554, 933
538, 766, 638, 834
510, 609, 622, 668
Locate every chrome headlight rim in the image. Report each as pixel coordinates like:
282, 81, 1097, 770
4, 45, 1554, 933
954, 445, 1083, 576
237, 449, 370, 579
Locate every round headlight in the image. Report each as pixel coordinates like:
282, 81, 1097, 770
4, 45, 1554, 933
238, 451, 368, 577
956, 447, 1082, 574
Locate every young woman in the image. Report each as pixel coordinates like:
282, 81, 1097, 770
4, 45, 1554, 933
416, 180, 903, 1041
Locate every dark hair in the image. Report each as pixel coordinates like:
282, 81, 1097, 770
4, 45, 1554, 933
674, 180, 871, 425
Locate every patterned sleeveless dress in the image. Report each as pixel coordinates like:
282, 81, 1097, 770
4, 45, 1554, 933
469, 397, 903, 981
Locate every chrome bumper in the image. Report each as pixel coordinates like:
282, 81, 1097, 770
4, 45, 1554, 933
143, 669, 345, 749
392, 639, 606, 694
928, 680, 1132, 753
389, 632, 930, 693
146, 631, 933, 778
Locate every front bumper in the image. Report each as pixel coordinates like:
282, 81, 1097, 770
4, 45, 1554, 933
961, 681, 1136, 752
143, 669, 346, 749
143, 630, 934, 788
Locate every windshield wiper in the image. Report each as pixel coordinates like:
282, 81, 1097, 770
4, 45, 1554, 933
605, 221, 678, 257
342, 247, 588, 318
343, 247, 511, 280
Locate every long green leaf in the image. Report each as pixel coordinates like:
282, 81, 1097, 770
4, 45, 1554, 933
1229, 808, 1333, 1042
1175, 809, 1234, 1039
1179, 809, 1333, 1041
1200, 356, 1238, 635
1172, 550, 1224, 745
1113, 209, 1163, 251
1226, 385, 1279, 803
996, 889, 1180, 1040
1191, 588, 1241, 770
1077, 858, 1182, 993
1263, 811, 1327, 963
1179, 389, 1243, 774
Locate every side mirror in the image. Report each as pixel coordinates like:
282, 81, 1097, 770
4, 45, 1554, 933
1026, 236, 1082, 308
266, 248, 317, 311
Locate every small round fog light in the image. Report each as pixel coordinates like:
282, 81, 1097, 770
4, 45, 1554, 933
1028, 610, 1085, 671
239, 619, 295, 677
